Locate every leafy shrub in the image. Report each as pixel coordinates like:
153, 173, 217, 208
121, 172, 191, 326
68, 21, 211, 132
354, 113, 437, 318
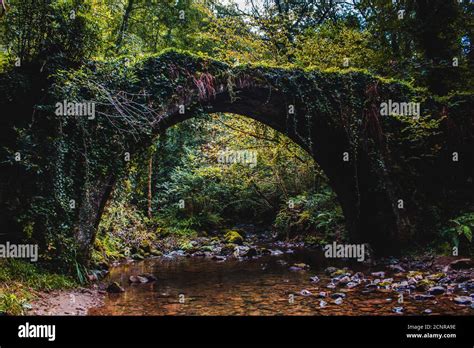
0, 293, 26, 316
441, 212, 474, 251
274, 190, 345, 241
0, 259, 76, 315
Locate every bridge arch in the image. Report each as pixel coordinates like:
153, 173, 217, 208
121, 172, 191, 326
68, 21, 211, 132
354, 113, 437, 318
66, 50, 413, 261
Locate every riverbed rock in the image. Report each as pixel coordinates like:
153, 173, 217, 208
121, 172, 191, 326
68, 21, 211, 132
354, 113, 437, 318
392, 280, 409, 292
137, 276, 148, 283
455, 274, 470, 283
378, 278, 394, 287
436, 277, 450, 286
346, 282, 359, 289
165, 250, 186, 258
211, 255, 226, 261
271, 249, 284, 256
140, 273, 157, 282
294, 263, 309, 269
150, 248, 163, 256
392, 306, 404, 313
427, 273, 446, 281
413, 294, 435, 301
371, 271, 385, 278
260, 248, 272, 255
361, 288, 375, 295
310, 276, 320, 283
334, 297, 343, 305
233, 245, 250, 257
220, 244, 235, 255
106, 282, 125, 293
408, 271, 424, 280
290, 263, 309, 271
224, 230, 244, 245
388, 264, 406, 272
243, 248, 258, 258
331, 269, 349, 276
453, 296, 472, 305
300, 289, 312, 296
324, 267, 337, 276
423, 309, 432, 315
361, 284, 377, 294
428, 286, 446, 295
129, 275, 148, 283
465, 281, 474, 290
201, 245, 214, 252
336, 276, 351, 286
330, 293, 346, 299
289, 266, 303, 272
416, 279, 435, 291
450, 258, 473, 270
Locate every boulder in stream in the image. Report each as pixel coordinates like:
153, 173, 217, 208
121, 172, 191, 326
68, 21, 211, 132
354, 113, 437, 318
140, 273, 157, 282
243, 248, 258, 258
453, 296, 472, 305
106, 282, 125, 293
449, 258, 473, 270
427, 286, 445, 295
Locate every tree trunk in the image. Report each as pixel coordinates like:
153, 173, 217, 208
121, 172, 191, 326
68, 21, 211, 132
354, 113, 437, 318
147, 154, 153, 219
75, 174, 116, 264
116, 0, 135, 51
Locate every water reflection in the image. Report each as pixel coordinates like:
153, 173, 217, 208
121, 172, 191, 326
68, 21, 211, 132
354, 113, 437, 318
89, 249, 473, 316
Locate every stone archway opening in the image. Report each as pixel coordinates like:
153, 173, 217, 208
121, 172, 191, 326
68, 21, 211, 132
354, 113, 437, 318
95, 111, 347, 256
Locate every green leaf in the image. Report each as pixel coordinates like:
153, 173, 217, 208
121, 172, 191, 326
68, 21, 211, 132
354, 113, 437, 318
462, 225, 472, 242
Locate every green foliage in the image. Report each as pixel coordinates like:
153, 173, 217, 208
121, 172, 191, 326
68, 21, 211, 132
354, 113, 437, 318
1, 0, 102, 68
442, 212, 474, 248
94, 199, 157, 265
0, 259, 76, 290
274, 190, 345, 240
0, 259, 76, 315
294, 22, 377, 70
0, 293, 26, 316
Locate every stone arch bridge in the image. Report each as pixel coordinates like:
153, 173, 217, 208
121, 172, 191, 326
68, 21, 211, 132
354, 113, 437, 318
2, 50, 472, 263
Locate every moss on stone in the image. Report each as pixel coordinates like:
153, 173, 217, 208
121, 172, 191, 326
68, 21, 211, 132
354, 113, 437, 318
224, 230, 244, 245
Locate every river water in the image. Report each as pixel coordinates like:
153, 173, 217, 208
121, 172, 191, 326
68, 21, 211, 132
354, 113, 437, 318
89, 246, 474, 316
